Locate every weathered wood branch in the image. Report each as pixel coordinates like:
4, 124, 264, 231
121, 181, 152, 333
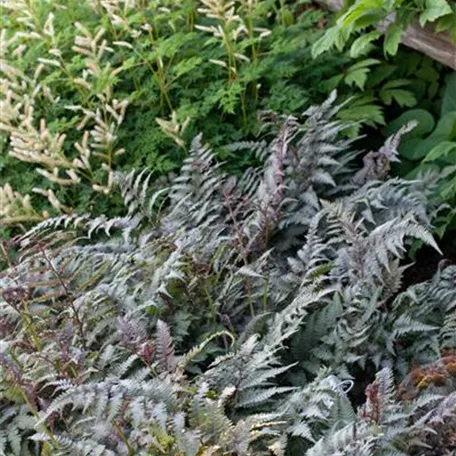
317, 0, 456, 69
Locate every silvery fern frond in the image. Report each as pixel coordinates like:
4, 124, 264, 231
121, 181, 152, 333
1, 94, 451, 456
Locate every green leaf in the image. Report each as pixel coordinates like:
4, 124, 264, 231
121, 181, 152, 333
350, 31, 382, 57
442, 72, 456, 116
441, 178, 456, 200
172, 57, 203, 78
436, 168, 456, 199
346, 58, 381, 70
400, 112, 456, 160
423, 141, 456, 162
384, 23, 404, 56
339, 0, 385, 27
435, 12, 456, 32
380, 89, 416, 107
404, 161, 440, 179
345, 69, 370, 90
416, 65, 440, 83
311, 26, 339, 57
338, 96, 385, 126
279, 7, 295, 26
344, 58, 380, 90
400, 138, 428, 161
435, 13, 456, 41
419, 0, 452, 27
319, 74, 344, 92
379, 80, 417, 107
381, 79, 412, 89
214, 82, 243, 114
432, 111, 456, 139
383, 109, 435, 138
367, 64, 397, 87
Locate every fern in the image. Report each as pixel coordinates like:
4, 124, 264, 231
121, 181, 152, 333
1, 95, 455, 455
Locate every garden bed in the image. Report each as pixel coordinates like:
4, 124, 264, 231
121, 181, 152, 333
1, 1, 456, 454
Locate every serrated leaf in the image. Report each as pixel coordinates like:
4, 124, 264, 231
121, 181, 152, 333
380, 88, 416, 107
339, 0, 385, 27
384, 23, 404, 56
338, 104, 385, 126
440, 173, 456, 199
349, 31, 382, 58
344, 59, 380, 90
311, 26, 339, 57
423, 141, 456, 162
419, 0, 452, 27
344, 68, 370, 89
172, 57, 203, 78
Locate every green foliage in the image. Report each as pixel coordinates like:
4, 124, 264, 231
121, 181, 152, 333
1, 0, 449, 233
312, 0, 456, 58
322, 47, 447, 137
1, 96, 456, 455
0, 0, 344, 226
384, 72, 456, 234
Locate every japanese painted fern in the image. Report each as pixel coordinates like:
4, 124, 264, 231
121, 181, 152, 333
1, 95, 455, 456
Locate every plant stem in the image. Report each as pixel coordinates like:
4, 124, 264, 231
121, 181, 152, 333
204, 284, 218, 325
